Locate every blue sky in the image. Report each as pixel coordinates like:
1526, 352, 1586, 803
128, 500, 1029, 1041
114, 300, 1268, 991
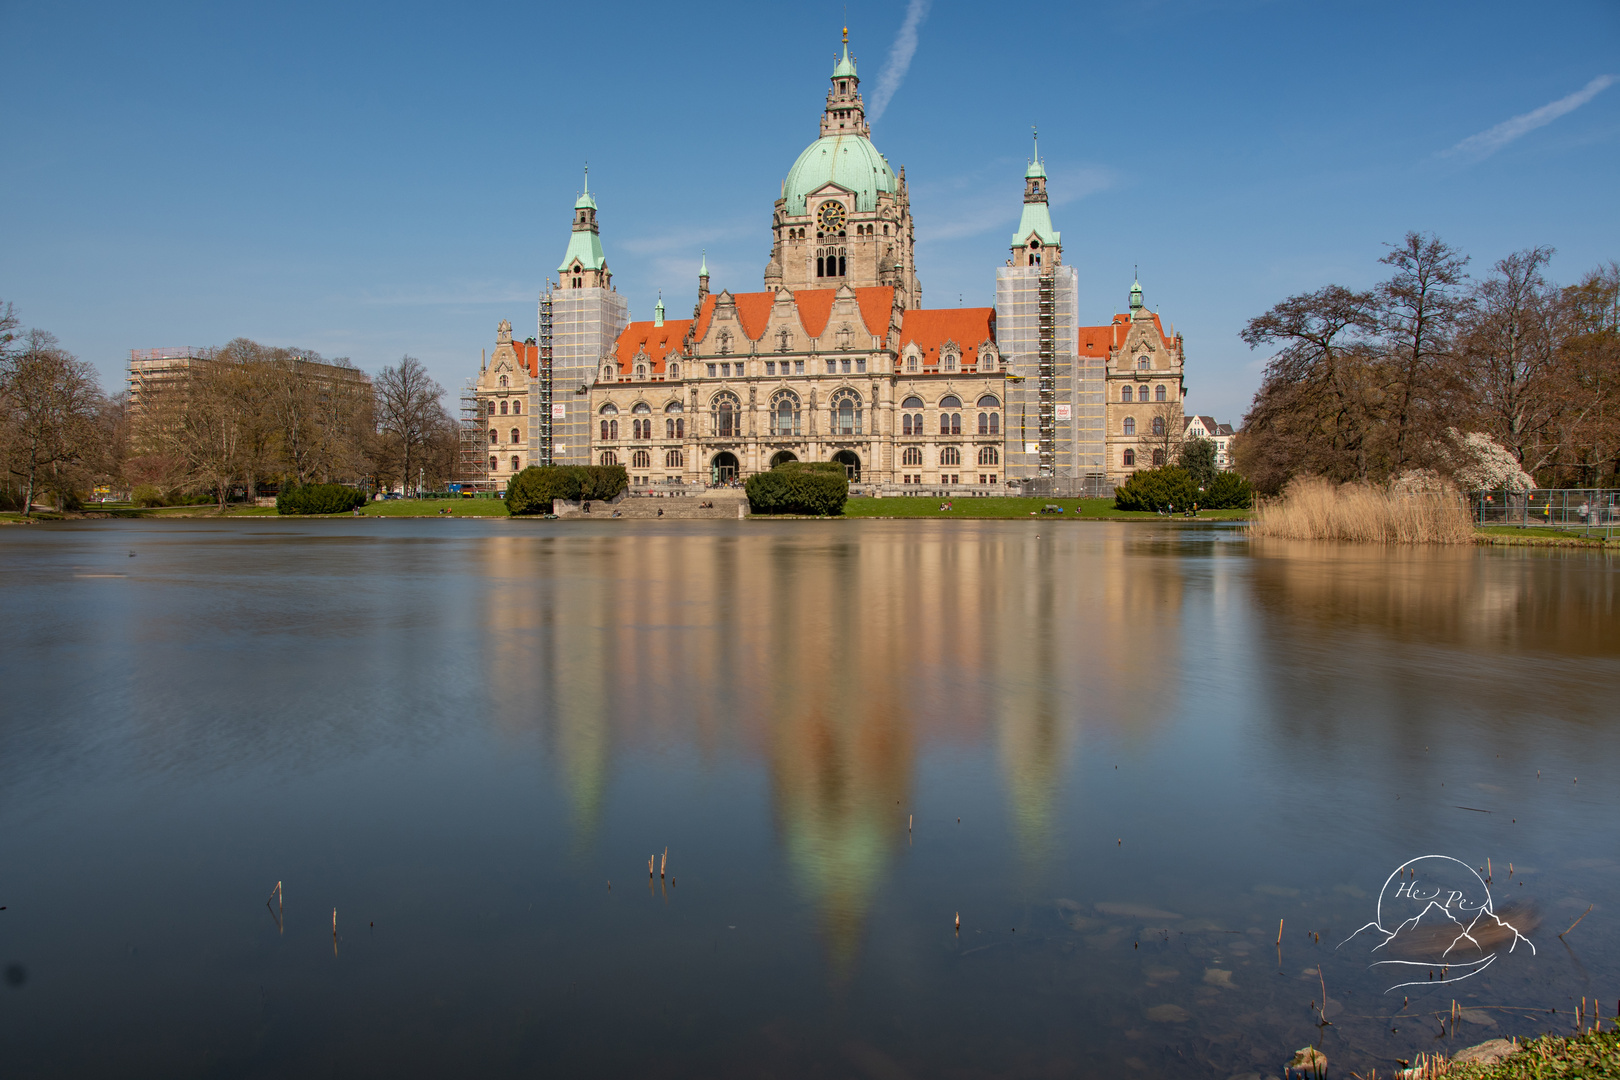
3, 0, 1617, 424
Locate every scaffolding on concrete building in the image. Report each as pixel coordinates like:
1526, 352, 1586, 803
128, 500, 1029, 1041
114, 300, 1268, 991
458, 378, 489, 491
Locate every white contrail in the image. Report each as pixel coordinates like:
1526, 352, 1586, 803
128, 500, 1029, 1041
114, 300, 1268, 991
867, 0, 931, 124
1444, 75, 1616, 160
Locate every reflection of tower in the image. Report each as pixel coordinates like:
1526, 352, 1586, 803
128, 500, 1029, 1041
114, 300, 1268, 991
476, 537, 615, 843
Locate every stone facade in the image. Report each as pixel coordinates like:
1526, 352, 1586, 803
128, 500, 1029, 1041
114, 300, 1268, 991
473, 320, 540, 482
475, 32, 1199, 493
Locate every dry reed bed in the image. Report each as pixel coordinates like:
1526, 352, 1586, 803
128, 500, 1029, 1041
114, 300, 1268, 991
1249, 477, 1475, 544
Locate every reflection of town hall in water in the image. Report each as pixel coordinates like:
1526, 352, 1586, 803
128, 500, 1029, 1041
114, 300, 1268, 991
474, 34, 1189, 490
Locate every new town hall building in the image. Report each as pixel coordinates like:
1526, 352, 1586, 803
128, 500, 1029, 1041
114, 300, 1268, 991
473, 35, 1197, 492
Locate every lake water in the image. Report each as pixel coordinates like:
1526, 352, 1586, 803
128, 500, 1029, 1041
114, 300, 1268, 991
1, 519, 1616, 1078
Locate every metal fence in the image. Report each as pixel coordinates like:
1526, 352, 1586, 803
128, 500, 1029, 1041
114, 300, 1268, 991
1473, 489, 1620, 535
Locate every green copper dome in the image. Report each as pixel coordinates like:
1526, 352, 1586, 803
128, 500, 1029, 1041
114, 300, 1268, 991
782, 134, 896, 215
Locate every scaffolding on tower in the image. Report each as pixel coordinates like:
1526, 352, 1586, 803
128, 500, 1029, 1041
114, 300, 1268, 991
458, 378, 489, 491
537, 281, 554, 467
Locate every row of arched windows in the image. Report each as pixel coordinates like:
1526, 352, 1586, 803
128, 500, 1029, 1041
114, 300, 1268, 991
1121, 448, 1167, 468
486, 399, 522, 416
900, 446, 999, 467
488, 427, 522, 444
903, 352, 997, 373
1121, 416, 1168, 437
816, 251, 847, 278
488, 455, 521, 471
1121, 384, 1168, 402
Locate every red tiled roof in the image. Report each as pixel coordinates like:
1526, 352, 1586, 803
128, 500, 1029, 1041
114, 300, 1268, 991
613, 319, 694, 374
513, 341, 540, 378
1084, 312, 1175, 356
691, 294, 718, 343
732, 292, 774, 341
792, 289, 836, 338
898, 307, 996, 364
853, 287, 895, 338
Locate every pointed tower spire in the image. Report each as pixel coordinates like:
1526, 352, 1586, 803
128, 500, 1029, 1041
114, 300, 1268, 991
822, 29, 866, 136
1129, 272, 1144, 312
697, 250, 710, 301
1011, 130, 1060, 267
559, 164, 610, 288
654, 291, 665, 327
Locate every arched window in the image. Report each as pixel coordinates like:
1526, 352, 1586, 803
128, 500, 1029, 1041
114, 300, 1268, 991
489, 456, 497, 471
601, 451, 617, 466
978, 446, 999, 465
510, 428, 520, 444
668, 362, 679, 379
489, 428, 498, 444
499, 375, 508, 388
906, 353, 919, 373
981, 350, 997, 372
487, 401, 496, 417
609, 419, 618, 440
938, 396, 961, 436
902, 446, 922, 466
665, 449, 683, 468
1155, 384, 1167, 402
1152, 416, 1166, 436
940, 446, 961, 466
635, 364, 648, 380
1121, 386, 1133, 402
632, 450, 650, 469
939, 395, 961, 409
500, 400, 509, 415
1137, 356, 1150, 371
771, 389, 801, 436
942, 350, 958, 373
831, 389, 861, 435
1123, 448, 1135, 467
977, 394, 1000, 408
511, 455, 520, 471
1152, 449, 1166, 466
512, 400, 522, 415
600, 403, 618, 416
1124, 417, 1136, 436
712, 392, 740, 437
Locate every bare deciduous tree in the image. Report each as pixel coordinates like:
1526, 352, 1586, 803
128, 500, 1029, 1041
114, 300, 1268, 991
0, 329, 106, 514
374, 356, 444, 495
1377, 232, 1471, 469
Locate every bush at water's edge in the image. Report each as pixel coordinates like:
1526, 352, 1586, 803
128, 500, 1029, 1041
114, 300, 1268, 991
276, 484, 368, 515
746, 463, 848, 515
506, 465, 628, 515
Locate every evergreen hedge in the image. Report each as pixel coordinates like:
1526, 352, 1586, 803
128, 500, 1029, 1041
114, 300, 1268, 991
1115, 465, 1254, 511
746, 461, 849, 515
276, 484, 368, 514
505, 464, 629, 515
1114, 466, 1199, 511
1201, 470, 1254, 509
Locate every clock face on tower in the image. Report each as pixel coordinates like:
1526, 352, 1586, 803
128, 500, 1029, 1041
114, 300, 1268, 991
818, 201, 847, 231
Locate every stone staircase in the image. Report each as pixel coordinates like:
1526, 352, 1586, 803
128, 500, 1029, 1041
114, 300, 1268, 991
554, 491, 749, 520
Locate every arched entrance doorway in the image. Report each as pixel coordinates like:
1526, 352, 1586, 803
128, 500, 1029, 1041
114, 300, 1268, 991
711, 452, 740, 485
831, 450, 860, 481
769, 450, 798, 468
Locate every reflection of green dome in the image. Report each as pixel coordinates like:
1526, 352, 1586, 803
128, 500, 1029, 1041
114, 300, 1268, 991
782, 134, 896, 215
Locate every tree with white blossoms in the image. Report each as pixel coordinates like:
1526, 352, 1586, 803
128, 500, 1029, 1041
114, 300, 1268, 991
1444, 429, 1535, 492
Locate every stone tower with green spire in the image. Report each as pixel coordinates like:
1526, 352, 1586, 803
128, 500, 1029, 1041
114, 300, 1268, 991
996, 130, 1105, 490
542, 167, 630, 467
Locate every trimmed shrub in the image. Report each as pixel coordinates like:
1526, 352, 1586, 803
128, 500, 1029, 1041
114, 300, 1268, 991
1202, 471, 1253, 509
276, 484, 368, 515
132, 484, 165, 508
1114, 466, 1198, 511
746, 463, 848, 515
504, 464, 629, 515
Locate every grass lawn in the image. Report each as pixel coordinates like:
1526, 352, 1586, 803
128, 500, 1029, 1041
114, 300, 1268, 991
357, 498, 510, 517
841, 496, 1249, 521
1476, 524, 1616, 538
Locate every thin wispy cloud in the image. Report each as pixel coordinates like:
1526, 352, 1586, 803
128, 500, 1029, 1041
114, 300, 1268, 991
1443, 75, 1617, 161
915, 164, 1118, 244
867, 0, 930, 123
